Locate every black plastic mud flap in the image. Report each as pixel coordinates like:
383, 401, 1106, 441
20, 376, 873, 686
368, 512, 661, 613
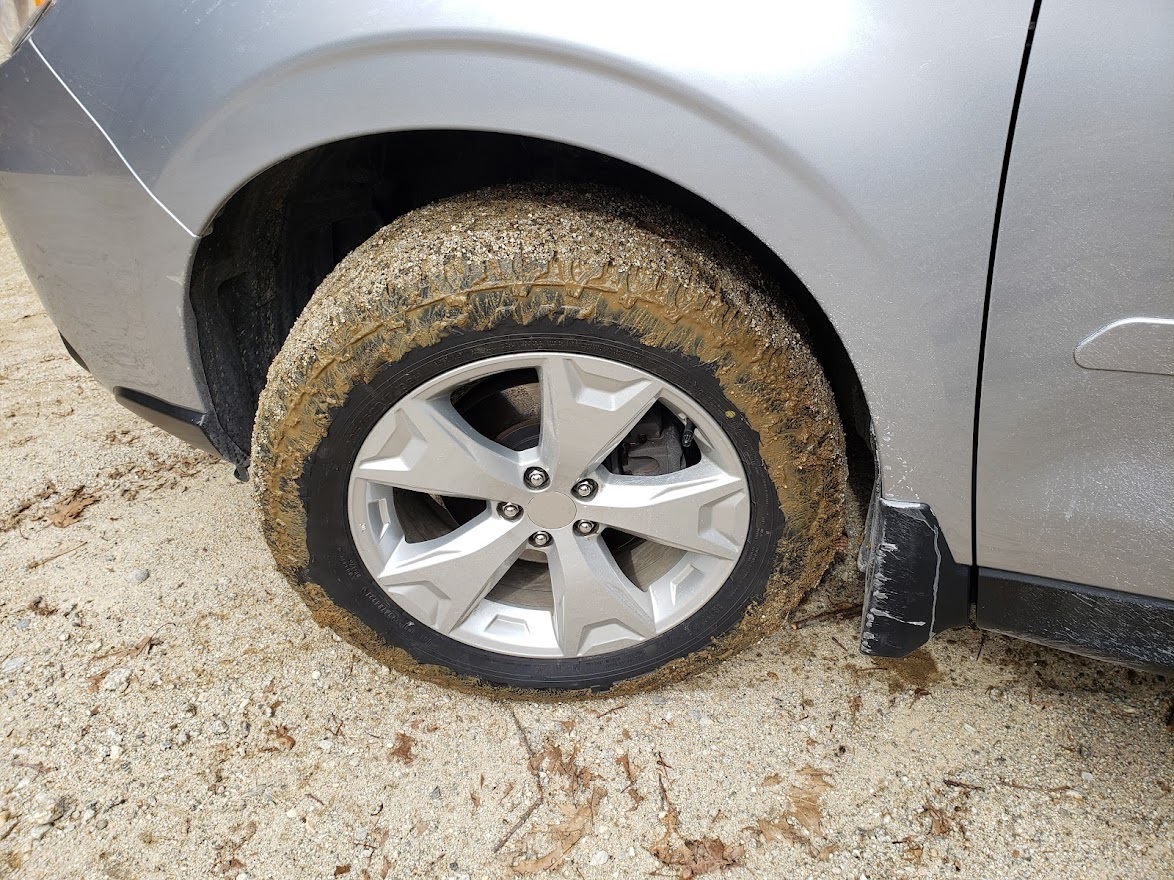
858, 494, 972, 657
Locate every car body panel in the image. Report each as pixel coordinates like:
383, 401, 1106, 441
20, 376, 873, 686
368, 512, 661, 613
977, 0, 1174, 600
0, 45, 201, 410
24, 0, 1041, 564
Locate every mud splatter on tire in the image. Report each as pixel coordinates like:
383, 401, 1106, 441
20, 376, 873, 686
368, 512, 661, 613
251, 186, 846, 696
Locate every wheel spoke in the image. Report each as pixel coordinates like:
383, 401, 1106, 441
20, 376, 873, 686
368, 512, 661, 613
547, 531, 656, 656
353, 396, 524, 502
375, 514, 530, 633
537, 355, 661, 487
587, 461, 749, 560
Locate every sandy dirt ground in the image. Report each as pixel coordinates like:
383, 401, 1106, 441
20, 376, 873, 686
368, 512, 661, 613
0, 222, 1170, 880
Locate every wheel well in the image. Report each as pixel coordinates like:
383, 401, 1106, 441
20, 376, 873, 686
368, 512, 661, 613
188, 130, 872, 465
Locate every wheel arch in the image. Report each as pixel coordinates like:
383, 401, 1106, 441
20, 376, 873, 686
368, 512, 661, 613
187, 128, 876, 486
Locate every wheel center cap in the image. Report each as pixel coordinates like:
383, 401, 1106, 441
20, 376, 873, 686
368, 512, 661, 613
527, 492, 577, 529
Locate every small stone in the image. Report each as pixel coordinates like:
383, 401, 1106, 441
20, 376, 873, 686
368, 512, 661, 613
589, 850, 609, 866
210, 719, 229, 736
962, 723, 976, 734
126, 569, 150, 585
101, 668, 132, 693
429, 786, 442, 800
29, 823, 52, 840
94, 817, 108, 830
29, 795, 66, 827
317, 739, 333, 751
13, 618, 31, 631
1080, 771, 1094, 783
2, 657, 27, 676
0, 819, 16, 841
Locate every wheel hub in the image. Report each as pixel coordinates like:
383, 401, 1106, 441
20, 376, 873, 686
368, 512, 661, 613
525, 492, 577, 529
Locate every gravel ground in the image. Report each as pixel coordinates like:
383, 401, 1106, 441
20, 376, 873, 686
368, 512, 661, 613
0, 222, 1170, 880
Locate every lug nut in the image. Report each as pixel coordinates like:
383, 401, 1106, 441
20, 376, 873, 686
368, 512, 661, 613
498, 502, 523, 520
524, 467, 550, 489
529, 531, 553, 547
573, 520, 597, 535
572, 479, 597, 499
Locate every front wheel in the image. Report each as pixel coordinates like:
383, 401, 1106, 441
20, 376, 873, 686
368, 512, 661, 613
252, 187, 845, 693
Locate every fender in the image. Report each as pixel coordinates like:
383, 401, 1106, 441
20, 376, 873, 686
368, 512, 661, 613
29, 1, 1037, 567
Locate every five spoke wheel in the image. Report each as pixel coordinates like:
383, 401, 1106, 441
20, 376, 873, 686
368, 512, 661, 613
348, 353, 750, 659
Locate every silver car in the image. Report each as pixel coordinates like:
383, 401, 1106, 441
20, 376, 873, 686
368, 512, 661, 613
0, 1, 1169, 691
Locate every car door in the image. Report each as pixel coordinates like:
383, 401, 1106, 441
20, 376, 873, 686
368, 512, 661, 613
976, 0, 1174, 599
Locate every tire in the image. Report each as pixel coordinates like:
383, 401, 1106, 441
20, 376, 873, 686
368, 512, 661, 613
252, 186, 845, 694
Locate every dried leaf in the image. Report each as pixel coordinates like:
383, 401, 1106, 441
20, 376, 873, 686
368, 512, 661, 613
0, 482, 56, 532
214, 821, 257, 875
26, 596, 56, 615
531, 739, 596, 793
616, 753, 645, 810
848, 694, 862, 717
334, 865, 352, 876
788, 766, 833, 838
389, 733, 415, 764
922, 802, 950, 836
900, 835, 924, 863
96, 634, 161, 661
48, 487, 99, 527
273, 725, 296, 751
761, 773, 782, 787
510, 786, 605, 874
649, 753, 743, 877
86, 668, 111, 692
650, 835, 744, 878
755, 816, 805, 846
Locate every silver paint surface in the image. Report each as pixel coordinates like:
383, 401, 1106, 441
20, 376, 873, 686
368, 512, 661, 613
14, 0, 1041, 563
1075, 318, 1174, 378
977, 0, 1174, 599
0, 44, 200, 409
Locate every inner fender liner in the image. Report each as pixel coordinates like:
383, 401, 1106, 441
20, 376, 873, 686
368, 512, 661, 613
858, 495, 972, 657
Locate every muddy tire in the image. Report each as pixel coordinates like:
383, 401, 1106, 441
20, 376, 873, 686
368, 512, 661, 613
252, 187, 846, 694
